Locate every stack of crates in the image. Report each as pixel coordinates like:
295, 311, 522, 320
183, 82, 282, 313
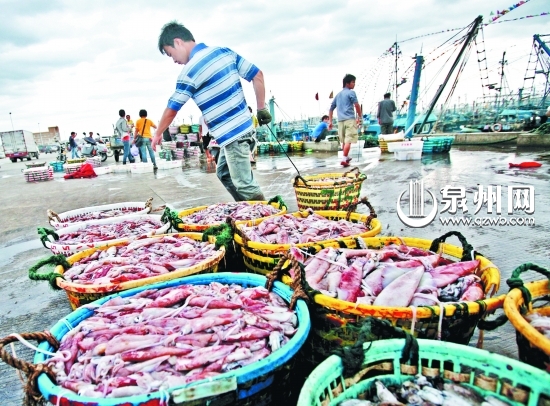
49, 161, 64, 173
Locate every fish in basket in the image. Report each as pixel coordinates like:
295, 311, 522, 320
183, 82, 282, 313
47, 197, 157, 229
28, 232, 226, 309
0, 273, 311, 405
175, 195, 287, 232
234, 201, 381, 275
266, 231, 504, 363
503, 263, 550, 372
297, 322, 550, 406
38, 214, 171, 256
293, 167, 367, 211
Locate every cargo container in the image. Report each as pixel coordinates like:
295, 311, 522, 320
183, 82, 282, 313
0, 130, 40, 162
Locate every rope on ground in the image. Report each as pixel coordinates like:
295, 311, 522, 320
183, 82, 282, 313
37, 227, 59, 249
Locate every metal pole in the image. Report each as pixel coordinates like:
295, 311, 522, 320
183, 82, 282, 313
417, 15, 483, 133
268, 96, 276, 141
405, 55, 424, 138
9, 112, 15, 132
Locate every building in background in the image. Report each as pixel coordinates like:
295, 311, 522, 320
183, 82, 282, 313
32, 126, 60, 147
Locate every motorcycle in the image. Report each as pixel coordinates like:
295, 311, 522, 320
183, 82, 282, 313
81, 136, 108, 162
56, 142, 67, 163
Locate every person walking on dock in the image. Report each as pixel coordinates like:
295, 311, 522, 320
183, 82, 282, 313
377, 92, 396, 135
328, 74, 362, 167
69, 132, 80, 159
151, 21, 271, 201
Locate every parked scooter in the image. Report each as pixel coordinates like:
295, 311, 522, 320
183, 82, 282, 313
81, 136, 108, 162
56, 142, 67, 163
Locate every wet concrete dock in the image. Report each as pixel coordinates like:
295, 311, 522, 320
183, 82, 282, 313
0, 145, 549, 404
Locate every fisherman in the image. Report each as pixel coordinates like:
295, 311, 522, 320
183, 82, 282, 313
377, 92, 397, 135
313, 115, 330, 143
152, 21, 271, 201
328, 74, 362, 167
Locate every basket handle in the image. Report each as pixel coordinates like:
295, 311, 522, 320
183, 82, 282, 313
265, 252, 311, 310
267, 195, 287, 211
202, 222, 233, 251
506, 263, 550, 308
345, 197, 377, 227
293, 175, 309, 188
428, 231, 480, 262
28, 255, 70, 290
342, 166, 361, 178
46, 210, 61, 226
160, 207, 182, 232
37, 227, 59, 249
0, 331, 59, 404
332, 317, 419, 377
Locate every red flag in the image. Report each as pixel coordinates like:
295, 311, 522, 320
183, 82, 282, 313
329, 91, 334, 99
315, 93, 319, 100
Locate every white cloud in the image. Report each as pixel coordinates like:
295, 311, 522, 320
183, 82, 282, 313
0, 0, 548, 139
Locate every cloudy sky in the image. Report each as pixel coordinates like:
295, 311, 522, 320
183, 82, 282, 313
0, 0, 548, 140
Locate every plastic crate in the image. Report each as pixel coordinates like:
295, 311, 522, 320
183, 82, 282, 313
23, 167, 53, 182
49, 161, 64, 172
63, 163, 82, 174
85, 157, 101, 168
157, 159, 182, 169
394, 150, 423, 160
386, 140, 424, 152
298, 338, 550, 406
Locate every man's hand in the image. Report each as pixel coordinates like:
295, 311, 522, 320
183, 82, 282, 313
152, 136, 162, 152
328, 123, 333, 130
257, 108, 272, 125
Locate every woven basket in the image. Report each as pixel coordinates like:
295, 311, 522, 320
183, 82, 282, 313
58, 233, 225, 309
29, 273, 310, 406
298, 338, 550, 406
47, 198, 154, 229
503, 263, 550, 371
293, 167, 367, 211
268, 232, 503, 363
176, 197, 287, 232
234, 203, 381, 275
39, 214, 170, 255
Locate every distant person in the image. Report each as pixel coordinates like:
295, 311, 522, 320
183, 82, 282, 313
135, 109, 158, 169
163, 128, 172, 142
151, 21, 270, 201
116, 109, 134, 164
69, 132, 80, 159
328, 73, 362, 167
199, 115, 213, 162
377, 92, 397, 135
126, 115, 135, 131
313, 115, 330, 143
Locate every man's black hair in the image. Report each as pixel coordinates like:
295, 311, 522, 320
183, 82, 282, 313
158, 21, 195, 54
321, 115, 329, 121
343, 74, 356, 88
119, 109, 125, 117
139, 109, 147, 117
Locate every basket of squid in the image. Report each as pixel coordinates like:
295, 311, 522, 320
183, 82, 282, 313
47, 197, 163, 229
233, 198, 382, 275
266, 231, 504, 364
174, 195, 287, 232
29, 232, 226, 310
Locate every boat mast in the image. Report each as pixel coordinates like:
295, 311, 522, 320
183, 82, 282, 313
416, 15, 483, 135
394, 40, 399, 107
495, 51, 507, 112
405, 55, 424, 138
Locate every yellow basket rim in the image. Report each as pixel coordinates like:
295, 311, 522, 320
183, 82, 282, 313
281, 235, 502, 318
234, 210, 382, 252
294, 173, 366, 188
176, 200, 286, 231
55, 232, 224, 294
504, 279, 550, 356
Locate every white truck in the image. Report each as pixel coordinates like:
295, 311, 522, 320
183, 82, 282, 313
0, 130, 40, 162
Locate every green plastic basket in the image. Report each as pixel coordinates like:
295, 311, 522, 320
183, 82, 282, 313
298, 339, 550, 406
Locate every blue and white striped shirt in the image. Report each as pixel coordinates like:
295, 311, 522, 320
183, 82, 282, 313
167, 43, 259, 147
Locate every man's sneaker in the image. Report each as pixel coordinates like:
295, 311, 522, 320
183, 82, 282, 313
341, 161, 350, 167
346, 156, 352, 162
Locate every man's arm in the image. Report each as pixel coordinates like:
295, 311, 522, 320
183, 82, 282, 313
152, 107, 178, 150
252, 70, 266, 110
354, 102, 362, 121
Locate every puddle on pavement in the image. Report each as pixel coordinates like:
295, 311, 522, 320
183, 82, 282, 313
174, 173, 199, 188
0, 239, 43, 270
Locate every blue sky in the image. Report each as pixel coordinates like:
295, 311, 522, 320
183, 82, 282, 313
0, 0, 548, 139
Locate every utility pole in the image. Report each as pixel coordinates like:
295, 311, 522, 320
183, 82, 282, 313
9, 112, 15, 133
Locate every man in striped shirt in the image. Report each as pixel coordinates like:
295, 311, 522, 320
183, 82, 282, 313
152, 21, 271, 201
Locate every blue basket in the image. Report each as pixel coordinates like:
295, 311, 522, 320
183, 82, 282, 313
35, 273, 311, 406
49, 161, 64, 172
421, 136, 454, 153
